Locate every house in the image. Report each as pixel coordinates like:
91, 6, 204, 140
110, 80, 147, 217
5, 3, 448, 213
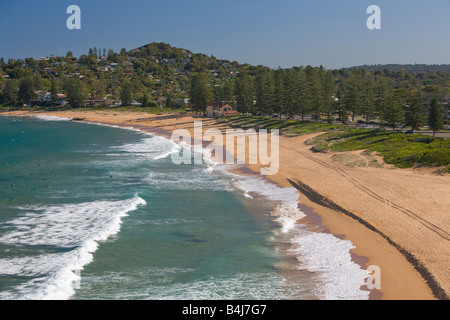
206, 102, 238, 118
36, 91, 52, 103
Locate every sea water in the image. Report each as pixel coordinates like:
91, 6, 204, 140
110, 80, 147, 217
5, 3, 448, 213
0, 115, 369, 300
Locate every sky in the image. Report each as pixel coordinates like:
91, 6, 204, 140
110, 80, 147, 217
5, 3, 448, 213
1, 0, 450, 69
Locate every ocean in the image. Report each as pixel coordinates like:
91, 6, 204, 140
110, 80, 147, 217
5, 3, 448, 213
0, 115, 370, 300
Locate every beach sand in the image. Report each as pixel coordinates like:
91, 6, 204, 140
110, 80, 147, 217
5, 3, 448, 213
3, 109, 449, 300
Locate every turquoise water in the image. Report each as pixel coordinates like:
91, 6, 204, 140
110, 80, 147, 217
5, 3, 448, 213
0, 116, 291, 300
0, 115, 370, 300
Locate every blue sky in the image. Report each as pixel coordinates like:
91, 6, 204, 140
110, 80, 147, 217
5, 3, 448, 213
1, 0, 449, 69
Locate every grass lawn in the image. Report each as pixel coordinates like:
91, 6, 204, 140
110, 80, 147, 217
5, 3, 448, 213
217, 115, 450, 172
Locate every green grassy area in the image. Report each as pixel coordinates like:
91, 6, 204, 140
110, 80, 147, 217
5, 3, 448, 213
309, 129, 450, 171
217, 115, 342, 134
217, 115, 450, 172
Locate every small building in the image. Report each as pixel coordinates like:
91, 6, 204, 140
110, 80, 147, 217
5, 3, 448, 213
206, 102, 237, 118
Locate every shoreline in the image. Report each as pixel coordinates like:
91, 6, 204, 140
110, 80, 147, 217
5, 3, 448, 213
2, 109, 447, 300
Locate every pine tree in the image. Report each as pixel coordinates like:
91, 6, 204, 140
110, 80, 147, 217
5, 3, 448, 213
141, 94, 149, 108
2, 79, 19, 106
234, 71, 254, 114
405, 92, 425, 133
360, 74, 375, 122
295, 68, 309, 120
64, 78, 87, 108
189, 73, 212, 115
382, 90, 405, 130
272, 69, 284, 115
18, 76, 36, 107
305, 66, 323, 121
222, 79, 234, 105
321, 70, 336, 123
120, 81, 133, 106
282, 68, 300, 118
428, 98, 443, 137
254, 68, 273, 115
335, 78, 347, 123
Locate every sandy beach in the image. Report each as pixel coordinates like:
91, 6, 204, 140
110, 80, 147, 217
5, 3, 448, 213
2, 109, 449, 300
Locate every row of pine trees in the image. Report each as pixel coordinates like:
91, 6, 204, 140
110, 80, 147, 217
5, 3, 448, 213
190, 66, 446, 133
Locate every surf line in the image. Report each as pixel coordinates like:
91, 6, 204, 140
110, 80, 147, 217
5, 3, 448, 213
170, 120, 279, 176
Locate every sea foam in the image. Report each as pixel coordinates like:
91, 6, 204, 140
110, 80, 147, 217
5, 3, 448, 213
222, 169, 370, 300
0, 196, 146, 300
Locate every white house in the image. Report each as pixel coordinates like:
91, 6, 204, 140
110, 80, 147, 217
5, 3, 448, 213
206, 102, 238, 118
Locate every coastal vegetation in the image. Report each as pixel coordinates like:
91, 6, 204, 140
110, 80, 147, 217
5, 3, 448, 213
309, 129, 450, 171
1, 42, 448, 171
217, 115, 450, 172
0, 43, 449, 126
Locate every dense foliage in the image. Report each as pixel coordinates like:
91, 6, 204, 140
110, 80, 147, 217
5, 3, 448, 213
1, 43, 449, 128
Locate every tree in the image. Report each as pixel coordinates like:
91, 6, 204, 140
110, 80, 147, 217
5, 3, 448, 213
32, 73, 43, 91
336, 78, 347, 123
272, 68, 284, 115
428, 98, 443, 137
306, 66, 324, 121
234, 70, 254, 114
2, 79, 18, 106
166, 94, 173, 109
282, 68, 298, 118
18, 76, 36, 106
254, 68, 273, 115
222, 79, 234, 105
141, 94, 149, 108
120, 81, 133, 106
50, 76, 58, 103
294, 68, 309, 120
107, 49, 115, 59
405, 92, 425, 133
189, 73, 212, 115
374, 76, 393, 121
64, 78, 87, 108
321, 70, 336, 123
359, 74, 375, 122
382, 90, 405, 130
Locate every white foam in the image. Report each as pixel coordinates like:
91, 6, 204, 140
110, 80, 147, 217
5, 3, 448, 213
223, 170, 370, 300
225, 172, 304, 233
143, 272, 291, 300
33, 115, 73, 122
0, 195, 146, 300
145, 169, 231, 192
32, 115, 180, 162
81, 271, 291, 300
111, 135, 180, 161
289, 231, 370, 300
